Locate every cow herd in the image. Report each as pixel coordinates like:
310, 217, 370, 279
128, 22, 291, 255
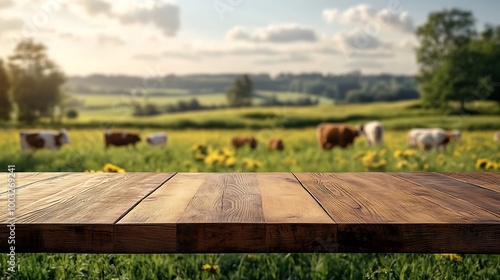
17, 125, 500, 152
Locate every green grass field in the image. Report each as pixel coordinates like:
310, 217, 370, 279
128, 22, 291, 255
61, 100, 500, 131
1, 100, 499, 279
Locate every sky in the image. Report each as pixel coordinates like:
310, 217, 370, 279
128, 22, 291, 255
0, 0, 499, 77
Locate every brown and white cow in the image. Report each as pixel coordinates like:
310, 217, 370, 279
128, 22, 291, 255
20, 129, 70, 151
104, 131, 141, 148
358, 121, 384, 146
268, 138, 284, 151
231, 137, 257, 149
316, 123, 359, 149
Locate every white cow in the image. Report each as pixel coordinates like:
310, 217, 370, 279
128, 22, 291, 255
358, 121, 384, 146
20, 129, 70, 151
407, 128, 460, 150
494, 131, 500, 142
146, 133, 167, 146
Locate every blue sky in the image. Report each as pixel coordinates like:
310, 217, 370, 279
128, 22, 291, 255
0, 0, 499, 76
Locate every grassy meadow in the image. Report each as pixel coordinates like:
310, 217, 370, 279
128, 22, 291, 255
1, 100, 499, 279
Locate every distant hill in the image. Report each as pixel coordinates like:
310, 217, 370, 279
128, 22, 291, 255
67, 72, 419, 104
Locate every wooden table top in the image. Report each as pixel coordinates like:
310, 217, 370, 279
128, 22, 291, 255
1, 172, 499, 254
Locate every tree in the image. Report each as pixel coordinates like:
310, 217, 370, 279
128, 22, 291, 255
8, 39, 65, 123
226, 74, 253, 107
416, 8, 477, 108
0, 59, 12, 120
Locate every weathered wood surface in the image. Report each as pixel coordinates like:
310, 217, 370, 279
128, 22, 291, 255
0, 172, 499, 253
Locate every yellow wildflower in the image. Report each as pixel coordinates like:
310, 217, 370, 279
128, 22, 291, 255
423, 163, 430, 171
393, 150, 402, 158
475, 158, 489, 170
201, 264, 220, 275
441, 254, 463, 263
396, 160, 408, 169
225, 157, 236, 167
201, 264, 212, 271
103, 163, 125, 173
402, 149, 417, 157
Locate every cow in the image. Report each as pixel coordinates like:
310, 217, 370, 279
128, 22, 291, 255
146, 133, 167, 146
407, 128, 461, 150
358, 121, 384, 146
268, 138, 284, 151
20, 129, 70, 151
104, 131, 141, 148
316, 123, 359, 150
494, 131, 500, 142
231, 137, 257, 149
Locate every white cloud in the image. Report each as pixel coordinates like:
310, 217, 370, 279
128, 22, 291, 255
394, 38, 418, 51
119, 3, 180, 37
226, 24, 317, 43
66, 1, 180, 37
257, 53, 311, 65
74, 0, 112, 15
332, 29, 383, 51
97, 34, 124, 45
323, 4, 414, 33
226, 26, 250, 41
0, 18, 23, 35
0, 0, 14, 9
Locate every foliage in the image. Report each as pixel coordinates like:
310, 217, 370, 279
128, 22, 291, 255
226, 74, 253, 107
65, 109, 79, 119
0, 59, 12, 120
416, 8, 500, 110
8, 39, 66, 123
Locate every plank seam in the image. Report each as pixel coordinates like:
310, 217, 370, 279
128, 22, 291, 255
291, 172, 338, 223
389, 173, 500, 219
113, 172, 178, 224
437, 172, 500, 194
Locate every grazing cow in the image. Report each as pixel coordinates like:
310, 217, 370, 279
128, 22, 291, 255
268, 138, 284, 151
146, 133, 167, 146
494, 131, 500, 142
358, 121, 384, 146
407, 128, 461, 150
231, 137, 257, 149
316, 123, 359, 149
104, 131, 141, 148
20, 129, 70, 151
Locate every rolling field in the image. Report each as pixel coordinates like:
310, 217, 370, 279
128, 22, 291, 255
59, 100, 500, 131
0, 128, 499, 279
1, 100, 499, 278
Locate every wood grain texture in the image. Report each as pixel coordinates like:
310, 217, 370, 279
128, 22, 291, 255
0, 172, 175, 253
115, 173, 204, 252
177, 173, 264, 223
0, 172, 69, 195
0, 172, 498, 253
439, 172, 500, 193
392, 172, 500, 217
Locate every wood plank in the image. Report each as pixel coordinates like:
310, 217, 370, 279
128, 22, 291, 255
257, 173, 332, 223
115, 173, 203, 253
295, 172, 500, 253
392, 172, 500, 216
439, 172, 500, 193
177, 173, 264, 223
336, 223, 500, 253
0, 172, 175, 223
0, 172, 175, 253
257, 173, 335, 252
177, 173, 266, 252
0, 172, 69, 195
